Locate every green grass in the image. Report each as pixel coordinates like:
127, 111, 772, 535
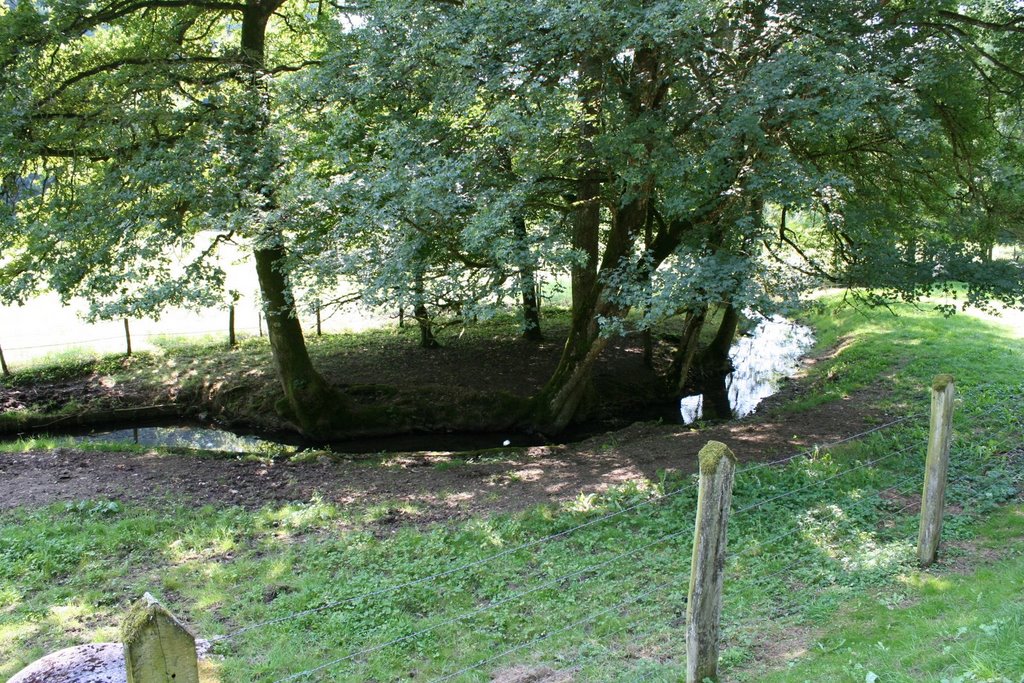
746, 504, 1024, 683
787, 291, 1024, 414
1, 295, 1023, 681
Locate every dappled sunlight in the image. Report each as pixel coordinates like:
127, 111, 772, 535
901, 573, 953, 593
464, 519, 505, 548
0, 620, 40, 646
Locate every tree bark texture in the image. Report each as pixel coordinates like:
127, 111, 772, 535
243, 2, 345, 436
514, 214, 543, 341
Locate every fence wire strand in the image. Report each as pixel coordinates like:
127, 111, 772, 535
213, 485, 691, 643
266, 527, 692, 681
425, 579, 676, 683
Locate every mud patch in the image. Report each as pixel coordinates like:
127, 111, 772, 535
0, 381, 897, 523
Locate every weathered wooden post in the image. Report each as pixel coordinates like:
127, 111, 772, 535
0, 339, 10, 376
918, 374, 955, 567
228, 304, 237, 349
124, 319, 133, 357
686, 441, 737, 683
122, 593, 200, 683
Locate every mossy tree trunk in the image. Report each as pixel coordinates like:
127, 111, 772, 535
514, 214, 543, 341
695, 304, 739, 420
413, 271, 439, 349
243, 1, 345, 437
665, 307, 709, 394
530, 47, 717, 433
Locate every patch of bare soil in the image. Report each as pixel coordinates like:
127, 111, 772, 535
0, 378, 893, 520
939, 539, 1007, 574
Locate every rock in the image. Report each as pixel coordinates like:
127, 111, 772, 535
6, 640, 211, 683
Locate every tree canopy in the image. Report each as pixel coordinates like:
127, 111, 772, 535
1, 0, 1022, 435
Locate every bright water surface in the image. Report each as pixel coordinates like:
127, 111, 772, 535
679, 314, 815, 424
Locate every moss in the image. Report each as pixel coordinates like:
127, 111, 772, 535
697, 440, 737, 475
932, 373, 955, 392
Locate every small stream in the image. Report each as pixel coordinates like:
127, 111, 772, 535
8, 314, 813, 453
680, 314, 814, 424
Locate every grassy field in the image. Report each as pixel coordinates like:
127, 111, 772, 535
1, 295, 1023, 681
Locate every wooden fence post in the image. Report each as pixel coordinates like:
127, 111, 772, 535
918, 374, 955, 567
0, 340, 10, 376
122, 593, 199, 683
686, 441, 737, 683
228, 305, 237, 349
124, 319, 132, 357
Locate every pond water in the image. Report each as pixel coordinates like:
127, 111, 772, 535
60, 424, 544, 454
8, 314, 813, 453
679, 314, 814, 424
74, 425, 283, 453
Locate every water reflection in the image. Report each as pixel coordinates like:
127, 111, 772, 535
77, 426, 274, 452
680, 314, 814, 424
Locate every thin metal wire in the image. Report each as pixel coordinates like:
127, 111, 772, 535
4, 335, 127, 351
893, 457, 1007, 516
733, 443, 918, 516
729, 469, 924, 563
217, 418, 940, 645
425, 579, 675, 683
213, 486, 690, 643
4, 327, 263, 353
548, 607, 678, 683
265, 527, 692, 681
737, 413, 928, 475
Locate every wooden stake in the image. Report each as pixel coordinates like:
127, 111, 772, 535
124, 319, 132, 357
228, 304, 237, 348
316, 304, 322, 337
258, 313, 264, 338
918, 374, 955, 567
122, 593, 199, 683
686, 441, 737, 683
0, 340, 10, 376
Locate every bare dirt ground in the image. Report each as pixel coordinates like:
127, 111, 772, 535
0, 377, 893, 521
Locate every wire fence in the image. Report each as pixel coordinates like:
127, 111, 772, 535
171, 382, 1021, 683
0, 300, 382, 371
26, 380, 1022, 682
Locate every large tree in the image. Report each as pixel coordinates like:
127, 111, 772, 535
310, 0, 1024, 432
0, 0, 347, 435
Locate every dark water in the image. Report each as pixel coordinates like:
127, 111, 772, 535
10, 314, 812, 453
679, 314, 814, 424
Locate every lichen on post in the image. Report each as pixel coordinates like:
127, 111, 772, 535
686, 440, 738, 683
122, 593, 200, 683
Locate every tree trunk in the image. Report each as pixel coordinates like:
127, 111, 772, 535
255, 246, 343, 434
413, 272, 439, 349
514, 214, 543, 341
528, 57, 605, 431
0, 340, 10, 377
665, 308, 709, 394
242, 2, 344, 437
642, 208, 654, 368
694, 304, 739, 420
